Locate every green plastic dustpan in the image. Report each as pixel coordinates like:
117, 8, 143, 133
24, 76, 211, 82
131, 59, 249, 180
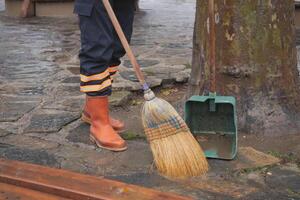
184, 0, 237, 160
185, 93, 238, 160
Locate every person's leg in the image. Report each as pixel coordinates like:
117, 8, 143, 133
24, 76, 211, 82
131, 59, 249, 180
78, 0, 114, 96
77, 0, 127, 151
108, 0, 135, 78
82, 0, 134, 131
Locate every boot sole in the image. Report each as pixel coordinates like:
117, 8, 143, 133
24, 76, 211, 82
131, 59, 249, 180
90, 135, 128, 152
81, 114, 127, 134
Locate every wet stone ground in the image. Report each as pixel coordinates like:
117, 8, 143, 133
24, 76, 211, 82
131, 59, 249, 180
0, 0, 300, 199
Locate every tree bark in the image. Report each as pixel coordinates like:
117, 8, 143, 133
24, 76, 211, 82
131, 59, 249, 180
188, 0, 300, 135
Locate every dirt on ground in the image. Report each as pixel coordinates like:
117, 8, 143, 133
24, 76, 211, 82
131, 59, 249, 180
113, 82, 300, 163
110, 84, 300, 200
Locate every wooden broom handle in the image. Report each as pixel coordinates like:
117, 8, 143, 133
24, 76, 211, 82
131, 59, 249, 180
208, 0, 216, 93
102, 0, 148, 88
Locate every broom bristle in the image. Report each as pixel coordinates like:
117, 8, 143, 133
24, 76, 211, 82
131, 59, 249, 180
142, 96, 209, 178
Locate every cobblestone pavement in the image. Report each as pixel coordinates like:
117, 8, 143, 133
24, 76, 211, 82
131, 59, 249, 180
56, 1, 194, 91
0, 0, 300, 199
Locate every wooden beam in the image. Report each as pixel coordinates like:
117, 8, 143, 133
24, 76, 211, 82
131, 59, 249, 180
0, 159, 193, 200
0, 182, 71, 200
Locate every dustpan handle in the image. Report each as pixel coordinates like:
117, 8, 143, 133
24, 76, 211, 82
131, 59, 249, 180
102, 0, 149, 90
208, 0, 216, 93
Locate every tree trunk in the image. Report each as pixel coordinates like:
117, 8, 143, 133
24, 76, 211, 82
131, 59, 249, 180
188, 0, 300, 135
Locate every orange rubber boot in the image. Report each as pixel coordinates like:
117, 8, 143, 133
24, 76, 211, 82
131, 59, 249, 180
82, 101, 126, 133
86, 96, 127, 152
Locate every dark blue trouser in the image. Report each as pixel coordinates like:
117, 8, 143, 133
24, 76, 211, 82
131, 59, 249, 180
74, 0, 134, 96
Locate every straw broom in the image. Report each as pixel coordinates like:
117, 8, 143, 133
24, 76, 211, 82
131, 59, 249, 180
103, 0, 209, 178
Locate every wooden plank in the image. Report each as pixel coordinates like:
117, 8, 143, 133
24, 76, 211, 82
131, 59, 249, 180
0, 159, 193, 200
0, 182, 71, 200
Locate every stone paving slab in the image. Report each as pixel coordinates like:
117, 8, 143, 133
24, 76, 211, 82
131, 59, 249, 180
42, 96, 85, 112
109, 91, 132, 107
0, 128, 11, 137
1, 134, 59, 150
0, 145, 60, 168
55, 85, 82, 97
0, 96, 41, 121
24, 110, 80, 133
2, 135, 154, 177
66, 123, 91, 144
266, 164, 300, 197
